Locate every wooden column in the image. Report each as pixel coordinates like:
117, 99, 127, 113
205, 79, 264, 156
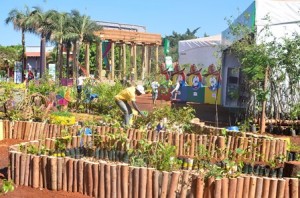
155, 45, 159, 74
85, 42, 90, 76
142, 45, 147, 80
148, 46, 152, 74
133, 44, 137, 80
111, 42, 115, 81
97, 41, 103, 80
123, 43, 127, 79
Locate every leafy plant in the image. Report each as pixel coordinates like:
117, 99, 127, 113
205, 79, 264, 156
0, 179, 14, 194
26, 144, 39, 155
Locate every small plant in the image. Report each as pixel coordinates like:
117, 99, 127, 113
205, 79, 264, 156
0, 179, 14, 194
27, 144, 39, 155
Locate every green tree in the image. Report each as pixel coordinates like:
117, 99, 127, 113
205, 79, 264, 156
164, 27, 200, 61
69, 10, 102, 79
5, 6, 33, 76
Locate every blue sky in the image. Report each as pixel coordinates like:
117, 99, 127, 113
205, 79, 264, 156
0, 0, 253, 46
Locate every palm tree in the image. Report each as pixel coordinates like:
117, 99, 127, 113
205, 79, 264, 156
5, 6, 33, 79
70, 10, 102, 78
26, 7, 54, 77
48, 10, 76, 80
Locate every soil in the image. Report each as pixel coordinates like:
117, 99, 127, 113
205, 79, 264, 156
0, 94, 299, 196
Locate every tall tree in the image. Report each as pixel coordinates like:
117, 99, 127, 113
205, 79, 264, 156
164, 27, 200, 61
48, 11, 75, 80
5, 6, 33, 78
69, 10, 102, 78
26, 7, 54, 77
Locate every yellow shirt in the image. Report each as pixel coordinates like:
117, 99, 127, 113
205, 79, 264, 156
115, 87, 136, 102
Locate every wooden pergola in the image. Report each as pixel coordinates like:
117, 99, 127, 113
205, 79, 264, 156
93, 29, 162, 81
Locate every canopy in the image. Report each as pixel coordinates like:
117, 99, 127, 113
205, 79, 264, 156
178, 34, 222, 68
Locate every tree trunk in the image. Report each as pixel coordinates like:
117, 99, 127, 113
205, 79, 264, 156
85, 42, 90, 77
40, 34, 46, 78
260, 66, 269, 133
22, 29, 26, 81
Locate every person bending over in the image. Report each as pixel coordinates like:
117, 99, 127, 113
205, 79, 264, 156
115, 85, 146, 127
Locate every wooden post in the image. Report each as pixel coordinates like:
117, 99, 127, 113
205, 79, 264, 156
255, 177, 263, 198
221, 178, 229, 198
92, 163, 99, 197
161, 171, 169, 198
269, 178, 278, 198
214, 179, 222, 198
41, 155, 47, 189
139, 167, 147, 198
99, 161, 106, 198
196, 176, 204, 198
133, 44, 137, 81
262, 177, 270, 198
169, 171, 180, 198
152, 170, 160, 198
133, 168, 140, 198
155, 45, 159, 73
228, 178, 237, 198
290, 178, 298, 198
146, 168, 154, 198
243, 176, 250, 198
73, 159, 78, 192
179, 170, 189, 198
67, 158, 74, 192
78, 159, 84, 193
49, 157, 57, 190
249, 176, 257, 198
121, 164, 129, 198
105, 164, 111, 198
15, 152, 21, 185
62, 157, 68, 191
111, 42, 115, 81
32, 156, 40, 188
111, 164, 117, 198
284, 178, 290, 198
236, 177, 244, 198
20, 153, 26, 185
123, 43, 126, 79
57, 157, 63, 191
276, 179, 285, 198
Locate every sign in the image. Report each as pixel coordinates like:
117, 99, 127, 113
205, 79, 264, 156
165, 56, 173, 72
49, 64, 56, 81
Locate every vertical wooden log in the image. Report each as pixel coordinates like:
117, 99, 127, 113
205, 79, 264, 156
161, 171, 169, 198
290, 178, 298, 198
262, 177, 270, 198
265, 139, 271, 162
10, 152, 16, 184
284, 178, 290, 198
221, 177, 229, 198
62, 157, 68, 191
276, 179, 285, 198
15, 152, 21, 185
99, 161, 106, 198
180, 170, 190, 198
57, 157, 63, 191
50, 157, 57, 190
121, 164, 129, 198
269, 140, 276, 161
32, 156, 40, 188
204, 177, 215, 198
133, 167, 140, 198
111, 164, 117, 198
87, 162, 93, 196
72, 136, 77, 148
248, 176, 257, 198
236, 177, 244, 198
175, 133, 180, 155
190, 134, 195, 157
214, 179, 222, 198
67, 158, 74, 192
243, 176, 250, 198
105, 164, 111, 198
20, 153, 26, 185
255, 177, 263, 198
92, 163, 99, 197
152, 170, 160, 198
179, 134, 184, 156
268, 178, 278, 198
73, 159, 78, 192
228, 178, 237, 198
196, 176, 204, 198
169, 171, 180, 198
139, 167, 147, 198
41, 155, 47, 189
146, 168, 154, 198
